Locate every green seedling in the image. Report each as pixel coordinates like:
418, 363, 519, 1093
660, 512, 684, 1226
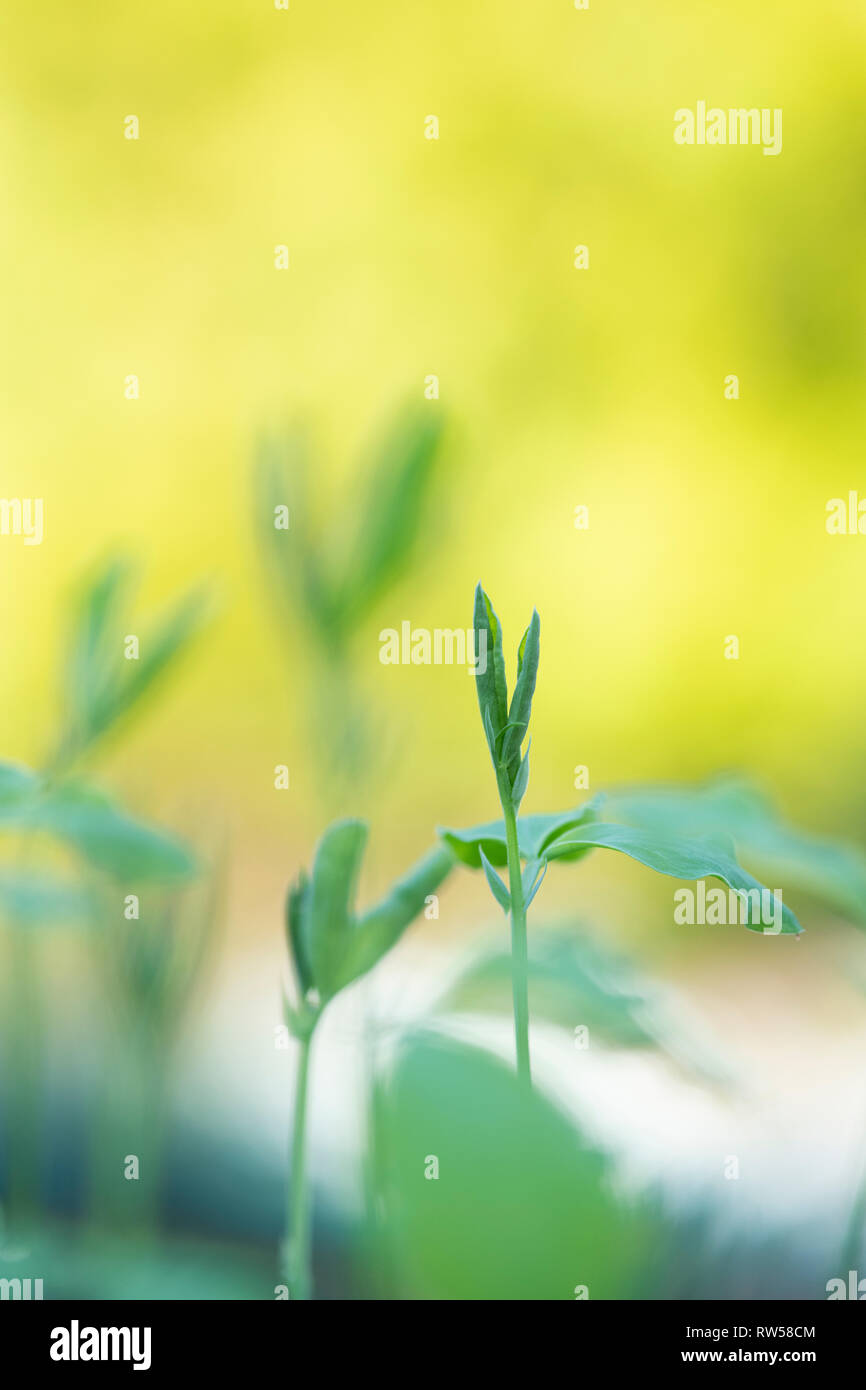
0, 558, 206, 1226
282, 821, 453, 1300
255, 408, 445, 800
440, 585, 802, 1091
52, 557, 210, 774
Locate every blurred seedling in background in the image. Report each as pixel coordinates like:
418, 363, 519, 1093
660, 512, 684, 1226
0, 558, 210, 1232
88, 850, 225, 1233
281, 819, 453, 1299
439, 585, 803, 1092
256, 404, 448, 1276
254, 406, 445, 809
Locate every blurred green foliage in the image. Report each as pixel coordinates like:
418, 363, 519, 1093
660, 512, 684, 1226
369, 1030, 656, 1300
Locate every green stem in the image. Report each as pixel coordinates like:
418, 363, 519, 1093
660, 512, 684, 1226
285, 1022, 317, 1300
500, 788, 531, 1090
840, 1138, 866, 1273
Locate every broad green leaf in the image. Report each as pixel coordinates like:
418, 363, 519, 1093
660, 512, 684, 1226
308, 819, 368, 998
479, 847, 510, 913
336, 843, 453, 990
502, 610, 540, 781
473, 583, 508, 761
543, 821, 802, 935
439, 799, 599, 869
609, 778, 866, 927
370, 1031, 655, 1299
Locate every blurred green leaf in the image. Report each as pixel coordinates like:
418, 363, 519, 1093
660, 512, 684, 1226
0, 760, 40, 811
338, 410, 445, 626
56, 560, 209, 766
609, 777, 866, 926
0, 869, 93, 926
256, 409, 445, 648
20, 782, 196, 883
255, 428, 342, 639
308, 819, 368, 999
442, 926, 728, 1081
370, 1030, 654, 1299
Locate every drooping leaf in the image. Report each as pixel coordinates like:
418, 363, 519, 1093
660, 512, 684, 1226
308, 819, 368, 998
439, 799, 600, 870
473, 583, 508, 763
609, 777, 866, 927
543, 821, 803, 935
336, 843, 454, 990
479, 847, 511, 913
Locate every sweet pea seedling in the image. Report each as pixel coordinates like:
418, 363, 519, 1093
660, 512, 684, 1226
282, 822, 452, 1300
440, 585, 802, 1092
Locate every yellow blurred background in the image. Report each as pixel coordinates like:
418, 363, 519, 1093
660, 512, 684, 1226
3, 0, 866, 950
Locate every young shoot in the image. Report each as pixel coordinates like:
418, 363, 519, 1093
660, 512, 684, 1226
440, 585, 802, 1093
282, 820, 452, 1299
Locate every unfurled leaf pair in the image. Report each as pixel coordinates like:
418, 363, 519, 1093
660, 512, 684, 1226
0, 759, 196, 890
284, 820, 454, 1036
440, 797, 802, 935
443, 803, 599, 916
473, 583, 539, 811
